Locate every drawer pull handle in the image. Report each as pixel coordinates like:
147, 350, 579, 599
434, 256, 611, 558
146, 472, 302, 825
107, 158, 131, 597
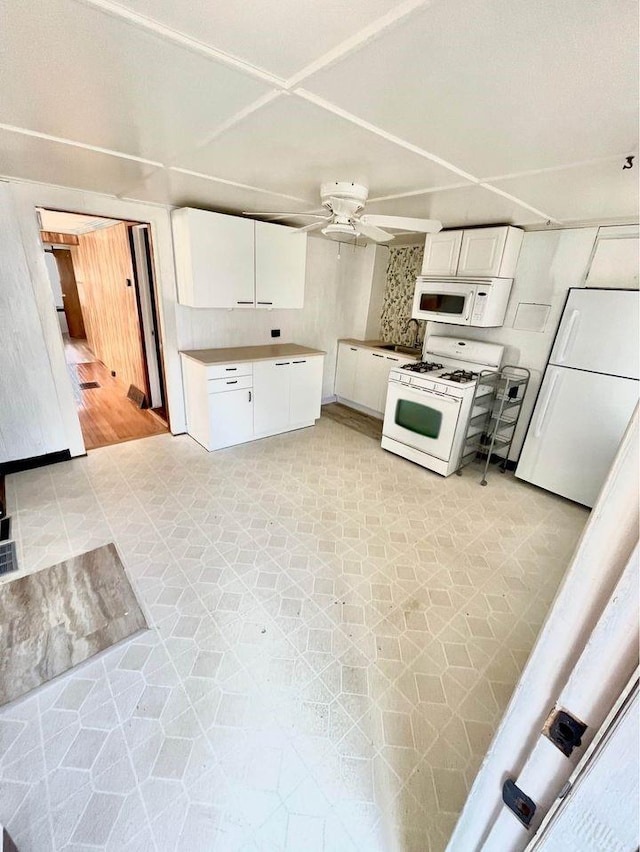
225, 367, 237, 371
372, 353, 384, 358
387, 357, 399, 361
292, 360, 306, 364
257, 301, 273, 305
275, 362, 290, 366
350, 347, 357, 351
236, 300, 253, 305
226, 380, 238, 385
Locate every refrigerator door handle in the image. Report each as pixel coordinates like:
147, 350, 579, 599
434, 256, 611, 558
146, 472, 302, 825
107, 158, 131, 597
556, 310, 580, 363
534, 371, 560, 438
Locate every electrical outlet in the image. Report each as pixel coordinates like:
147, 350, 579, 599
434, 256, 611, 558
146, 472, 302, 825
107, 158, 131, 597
271, 329, 281, 338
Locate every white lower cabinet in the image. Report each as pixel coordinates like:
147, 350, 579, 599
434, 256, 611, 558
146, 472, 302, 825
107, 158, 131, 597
182, 352, 324, 451
209, 387, 253, 449
335, 343, 415, 416
290, 357, 323, 424
253, 359, 291, 436
254, 356, 324, 436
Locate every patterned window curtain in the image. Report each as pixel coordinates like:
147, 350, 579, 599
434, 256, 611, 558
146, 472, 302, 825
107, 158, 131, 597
379, 246, 426, 346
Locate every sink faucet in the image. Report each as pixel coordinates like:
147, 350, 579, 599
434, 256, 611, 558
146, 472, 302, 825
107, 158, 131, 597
405, 318, 421, 350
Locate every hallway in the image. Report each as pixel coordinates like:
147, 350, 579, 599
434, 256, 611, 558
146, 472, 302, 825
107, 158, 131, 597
64, 336, 168, 450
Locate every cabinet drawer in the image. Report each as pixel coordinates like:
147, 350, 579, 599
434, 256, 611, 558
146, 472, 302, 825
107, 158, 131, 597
208, 375, 253, 393
206, 362, 253, 380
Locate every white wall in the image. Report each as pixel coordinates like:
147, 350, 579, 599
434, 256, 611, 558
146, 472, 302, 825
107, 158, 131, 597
176, 236, 377, 401
426, 227, 599, 459
0, 183, 70, 461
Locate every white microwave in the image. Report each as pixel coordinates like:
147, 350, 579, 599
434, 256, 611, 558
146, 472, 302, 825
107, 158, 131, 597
411, 276, 513, 327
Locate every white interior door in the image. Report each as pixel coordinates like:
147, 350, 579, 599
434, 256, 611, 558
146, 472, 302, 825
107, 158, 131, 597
526, 682, 639, 852
550, 289, 639, 377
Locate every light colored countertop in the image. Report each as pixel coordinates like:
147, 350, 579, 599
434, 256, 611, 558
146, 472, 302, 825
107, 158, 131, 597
338, 339, 421, 359
180, 343, 326, 366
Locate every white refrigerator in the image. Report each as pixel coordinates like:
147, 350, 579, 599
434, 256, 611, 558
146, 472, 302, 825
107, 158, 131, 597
516, 289, 639, 507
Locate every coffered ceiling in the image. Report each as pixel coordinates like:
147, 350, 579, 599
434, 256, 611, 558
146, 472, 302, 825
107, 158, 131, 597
1, 0, 638, 229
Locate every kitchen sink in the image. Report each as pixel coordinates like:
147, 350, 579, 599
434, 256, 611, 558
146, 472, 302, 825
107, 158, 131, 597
378, 344, 421, 356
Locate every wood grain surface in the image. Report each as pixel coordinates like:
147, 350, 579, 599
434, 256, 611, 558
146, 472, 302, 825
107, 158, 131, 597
71, 223, 149, 401
64, 337, 167, 449
53, 248, 85, 338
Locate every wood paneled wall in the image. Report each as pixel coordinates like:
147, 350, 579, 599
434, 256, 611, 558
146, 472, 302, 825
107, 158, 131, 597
40, 231, 79, 246
71, 223, 149, 399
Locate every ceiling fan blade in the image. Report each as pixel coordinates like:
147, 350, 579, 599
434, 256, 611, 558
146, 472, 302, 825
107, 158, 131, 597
294, 221, 327, 234
242, 210, 327, 221
354, 221, 394, 243
360, 214, 442, 234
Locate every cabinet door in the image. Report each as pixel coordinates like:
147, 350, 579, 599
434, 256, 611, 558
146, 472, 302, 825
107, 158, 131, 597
173, 208, 254, 308
353, 350, 389, 413
290, 357, 323, 425
253, 360, 291, 436
457, 227, 508, 277
421, 230, 463, 276
255, 221, 307, 309
334, 344, 359, 399
209, 388, 253, 450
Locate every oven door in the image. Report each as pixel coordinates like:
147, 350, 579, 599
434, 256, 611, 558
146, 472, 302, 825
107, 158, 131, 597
411, 279, 476, 325
383, 379, 463, 460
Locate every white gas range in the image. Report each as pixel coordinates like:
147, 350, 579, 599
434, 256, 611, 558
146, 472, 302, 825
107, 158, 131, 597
381, 335, 504, 476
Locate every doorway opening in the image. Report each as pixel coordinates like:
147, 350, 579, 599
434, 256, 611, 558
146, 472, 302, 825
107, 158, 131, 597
39, 208, 169, 450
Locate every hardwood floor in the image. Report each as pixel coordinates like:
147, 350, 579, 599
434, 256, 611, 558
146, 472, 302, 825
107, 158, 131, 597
64, 336, 168, 450
321, 402, 383, 440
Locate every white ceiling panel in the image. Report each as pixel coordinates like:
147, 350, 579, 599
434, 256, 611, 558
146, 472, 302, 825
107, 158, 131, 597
120, 168, 320, 218
365, 184, 548, 228
0, 129, 154, 196
0, 0, 271, 163
304, 0, 639, 177
113, 0, 414, 78
174, 95, 469, 202
490, 159, 640, 223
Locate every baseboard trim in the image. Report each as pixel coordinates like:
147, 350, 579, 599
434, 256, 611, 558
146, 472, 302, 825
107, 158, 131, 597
0, 449, 73, 477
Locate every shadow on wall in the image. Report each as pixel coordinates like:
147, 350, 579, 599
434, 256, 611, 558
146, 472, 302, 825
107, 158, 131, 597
380, 246, 427, 346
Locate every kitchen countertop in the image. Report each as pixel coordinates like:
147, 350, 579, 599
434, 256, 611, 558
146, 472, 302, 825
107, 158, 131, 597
180, 343, 326, 366
338, 339, 421, 358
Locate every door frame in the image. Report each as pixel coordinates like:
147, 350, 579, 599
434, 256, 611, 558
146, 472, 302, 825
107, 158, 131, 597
447, 407, 639, 850
9, 179, 186, 458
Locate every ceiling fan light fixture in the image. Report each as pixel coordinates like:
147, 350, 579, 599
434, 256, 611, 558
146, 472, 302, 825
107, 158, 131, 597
321, 222, 358, 239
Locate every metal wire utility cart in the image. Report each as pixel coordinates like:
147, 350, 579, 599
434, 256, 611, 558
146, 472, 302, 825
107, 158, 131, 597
457, 366, 531, 486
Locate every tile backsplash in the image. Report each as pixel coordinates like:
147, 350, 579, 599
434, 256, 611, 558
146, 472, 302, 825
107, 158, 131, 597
379, 245, 426, 347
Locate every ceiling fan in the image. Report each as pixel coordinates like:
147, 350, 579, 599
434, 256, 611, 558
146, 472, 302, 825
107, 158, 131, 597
244, 181, 442, 243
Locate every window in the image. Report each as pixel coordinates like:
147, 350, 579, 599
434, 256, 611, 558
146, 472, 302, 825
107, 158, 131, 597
395, 400, 442, 438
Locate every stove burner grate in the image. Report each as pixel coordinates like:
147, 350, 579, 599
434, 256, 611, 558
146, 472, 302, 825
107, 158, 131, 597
401, 361, 444, 373
439, 369, 479, 384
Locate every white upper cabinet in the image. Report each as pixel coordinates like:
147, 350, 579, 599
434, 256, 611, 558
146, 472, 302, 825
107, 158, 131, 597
172, 208, 307, 309
172, 207, 254, 308
255, 221, 307, 309
421, 230, 463, 276
585, 225, 639, 289
421, 225, 523, 279
457, 226, 523, 277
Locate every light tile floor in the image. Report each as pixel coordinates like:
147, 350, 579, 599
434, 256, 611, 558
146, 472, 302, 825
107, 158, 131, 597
0, 418, 588, 852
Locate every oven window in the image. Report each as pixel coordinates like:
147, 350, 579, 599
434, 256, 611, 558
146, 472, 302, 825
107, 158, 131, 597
395, 400, 442, 438
419, 293, 466, 314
